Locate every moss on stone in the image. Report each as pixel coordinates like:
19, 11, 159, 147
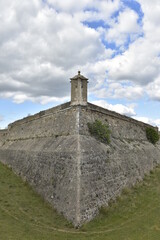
146, 127, 159, 144
87, 120, 110, 144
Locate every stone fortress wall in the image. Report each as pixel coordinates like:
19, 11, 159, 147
0, 102, 82, 224
6, 102, 75, 140
80, 103, 157, 139
77, 103, 160, 223
0, 101, 160, 226
0, 71, 160, 226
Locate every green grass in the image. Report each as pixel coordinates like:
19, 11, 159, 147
1, 162, 160, 240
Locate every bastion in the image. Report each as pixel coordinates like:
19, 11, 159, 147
0, 71, 160, 227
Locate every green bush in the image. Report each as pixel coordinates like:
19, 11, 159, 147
87, 120, 110, 144
146, 127, 159, 144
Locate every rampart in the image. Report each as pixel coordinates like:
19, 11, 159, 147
7, 102, 73, 140
0, 102, 81, 225
76, 104, 160, 223
0, 102, 160, 226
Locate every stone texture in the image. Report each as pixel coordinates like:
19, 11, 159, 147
0, 102, 160, 226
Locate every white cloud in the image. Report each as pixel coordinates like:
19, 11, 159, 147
47, 0, 121, 19
138, 0, 160, 27
103, 0, 160, 102
106, 8, 141, 46
0, 0, 107, 103
94, 0, 121, 21
106, 36, 160, 85
146, 76, 160, 101
0, 0, 159, 107
92, 81, 144, 100
0, 0, 126, 105
47, 0, 92, 13
91, 100, 136, 117
154, 119, 160, 130
133, 116, 160, 130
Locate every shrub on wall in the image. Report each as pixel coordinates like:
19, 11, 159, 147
146, 127, 159, 144
87, 120, 110, 144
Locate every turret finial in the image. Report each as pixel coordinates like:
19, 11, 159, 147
78, 70, 81, 75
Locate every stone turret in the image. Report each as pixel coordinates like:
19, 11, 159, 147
70, 71, 88, 106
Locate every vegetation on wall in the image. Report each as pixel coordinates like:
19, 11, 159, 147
146, 127, 159, 144
87, 120, 110, 144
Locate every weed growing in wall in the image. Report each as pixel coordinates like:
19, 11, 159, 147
146, 127, 159, 144
87, 120, 110, 144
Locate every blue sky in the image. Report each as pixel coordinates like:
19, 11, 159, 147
0, 0, 160, 129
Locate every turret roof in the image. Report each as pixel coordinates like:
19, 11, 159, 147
70, 71, 88, 80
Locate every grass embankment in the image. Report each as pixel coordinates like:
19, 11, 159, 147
0, 162, 160, 240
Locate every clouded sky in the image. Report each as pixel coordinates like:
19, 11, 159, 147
0, 0, 160, 129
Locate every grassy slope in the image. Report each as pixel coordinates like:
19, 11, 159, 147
0, 162, 160, 240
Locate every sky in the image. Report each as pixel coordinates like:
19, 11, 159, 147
0, 0, 160, 129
